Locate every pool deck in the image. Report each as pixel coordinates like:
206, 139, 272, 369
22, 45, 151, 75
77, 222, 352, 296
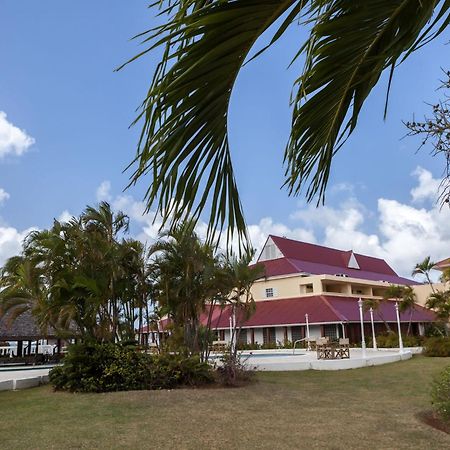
0, 365, 53, 391
244, 348, 416, 371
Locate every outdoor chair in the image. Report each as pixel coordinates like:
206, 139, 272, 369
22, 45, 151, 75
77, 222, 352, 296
306, 338, 317, 350
336, 338, 350, 359
210, 340, 227, 353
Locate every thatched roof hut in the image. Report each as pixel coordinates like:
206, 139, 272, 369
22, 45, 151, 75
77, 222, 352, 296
0, 311, 56, 341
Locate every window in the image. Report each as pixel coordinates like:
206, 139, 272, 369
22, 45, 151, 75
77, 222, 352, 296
263, 328, 276, 344
291, 326, 304, 342
323, 324, 337, 340
238, 329, 247, 344
335, 273, 349, 277
300, 283, 314, 294
265, 288, 274, 298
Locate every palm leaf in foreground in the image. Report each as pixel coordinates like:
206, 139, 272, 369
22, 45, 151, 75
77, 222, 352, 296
124, 0, 450, 248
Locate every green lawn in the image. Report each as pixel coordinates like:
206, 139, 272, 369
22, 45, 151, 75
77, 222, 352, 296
1, 357, 450, 449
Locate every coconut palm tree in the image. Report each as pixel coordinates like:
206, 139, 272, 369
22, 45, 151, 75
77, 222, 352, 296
412, 256, 437, 291
121, 1, 450, 246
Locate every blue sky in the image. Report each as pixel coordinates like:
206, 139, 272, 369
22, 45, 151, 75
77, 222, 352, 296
1, 1, 449, 276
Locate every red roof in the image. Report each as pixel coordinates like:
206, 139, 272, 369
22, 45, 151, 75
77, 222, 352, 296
257, 236, 417, 285
435, 257, 450, 270
202, 296, 436, 329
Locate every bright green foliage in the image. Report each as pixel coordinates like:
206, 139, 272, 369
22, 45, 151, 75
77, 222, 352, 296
0, 202, 154, 343
431, 365, 450, 421
49, 342, 214, 392
122, 0, 450, 247
384, 285, 417, 335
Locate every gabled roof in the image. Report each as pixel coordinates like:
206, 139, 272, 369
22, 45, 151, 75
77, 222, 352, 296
256, 235, 417, 285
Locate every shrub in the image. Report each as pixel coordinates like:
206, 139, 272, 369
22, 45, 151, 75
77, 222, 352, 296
49, 342, 214, 392
423, 337, 450, 357
215, 352, 255, 387
367, 333, 422, 348
431, 365, 450, 422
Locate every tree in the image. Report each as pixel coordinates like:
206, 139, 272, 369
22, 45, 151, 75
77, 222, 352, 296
0, 203, 154, 344
149, 221, 219, 354
363, 298, 392, 334
0, 256, 52, 334
405, 73, 450, 206
426, 290, 450, 329
219, 251, 264, 357
383, 285, 418, 335
121, 1, 450, 246
412, 256, 437, 292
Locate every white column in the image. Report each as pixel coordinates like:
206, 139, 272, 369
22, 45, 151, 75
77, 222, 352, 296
358, 298, 366, 358
370, 307, 377, 350
395, 302, 404, 354
341, 322, 346, 339
305, 313, 310, 351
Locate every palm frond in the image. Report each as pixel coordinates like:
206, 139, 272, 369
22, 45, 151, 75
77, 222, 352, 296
287, 0, 450, 202
121, 0, 300, 247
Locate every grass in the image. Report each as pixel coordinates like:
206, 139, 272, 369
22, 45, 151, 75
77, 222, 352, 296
1, 356, 450, 449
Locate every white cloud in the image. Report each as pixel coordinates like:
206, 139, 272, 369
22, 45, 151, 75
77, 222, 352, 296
0, 188, 10, 205
96, 180, 112, 202
0, 226, 35, 266
0, 111, 35, 159
58, 210, 73, 223
410, 166, 441, 203
3, 171, 447, 280
99, 169, 449, 278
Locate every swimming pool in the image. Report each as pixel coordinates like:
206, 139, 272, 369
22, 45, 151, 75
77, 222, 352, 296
208, 351, 305, 360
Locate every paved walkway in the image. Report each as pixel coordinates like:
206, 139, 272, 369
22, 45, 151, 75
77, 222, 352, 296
0, 366, 52, 382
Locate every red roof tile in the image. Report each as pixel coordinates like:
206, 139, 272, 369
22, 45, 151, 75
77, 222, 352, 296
257, 236, 417, 285
203, 295, 436, 329
269, 235, 397, 275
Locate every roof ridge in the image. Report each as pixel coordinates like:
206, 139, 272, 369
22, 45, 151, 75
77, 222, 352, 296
319, 296, 349, 322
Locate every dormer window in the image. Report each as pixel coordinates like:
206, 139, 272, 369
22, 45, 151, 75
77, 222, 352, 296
335, 273, 349, 277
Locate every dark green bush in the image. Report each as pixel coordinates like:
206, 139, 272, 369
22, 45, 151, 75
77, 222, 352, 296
367, 333, 422, 348
423, 337, 450, 357
431, 365, 450, 421
49, 342, 214, 392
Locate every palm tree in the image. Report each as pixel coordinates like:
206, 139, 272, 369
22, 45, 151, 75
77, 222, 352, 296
0, 256, 52, 335
384, 285, 417, 336
396, 286, 417, 336
149, 220, 218, 354
412, 256, 437, 291
219, 251, 264, 357
363, 298, 392, 334
426, 290, 450, 323
120, 1, 450, 246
